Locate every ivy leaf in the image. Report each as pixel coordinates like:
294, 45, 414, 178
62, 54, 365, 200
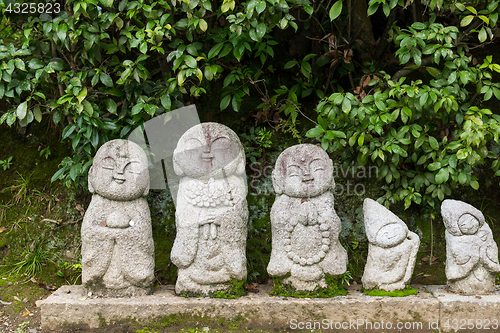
329, 0, 343, 21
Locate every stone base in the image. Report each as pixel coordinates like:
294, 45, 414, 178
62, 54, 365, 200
40, 284, 500, 332
426, 285, 500, 331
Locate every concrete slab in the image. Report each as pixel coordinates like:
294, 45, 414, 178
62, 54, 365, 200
426, 285, 500, 332
41, 284, 440, 331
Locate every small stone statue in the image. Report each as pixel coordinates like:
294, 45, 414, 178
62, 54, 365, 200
267, 144, 347, 291
442, 199, 500, 294
361, 198, 419, 292
82, 139, 155, 297
171, 122, 248, 295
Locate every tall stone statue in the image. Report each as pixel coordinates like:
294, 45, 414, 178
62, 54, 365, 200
442, 199, 500, 294
267, 144, 347, 291
82, 139, 155, 297
361, 198, 419, 292
171, 122, 248, 295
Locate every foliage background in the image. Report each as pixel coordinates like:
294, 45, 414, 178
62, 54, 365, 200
0, 0, 499, 290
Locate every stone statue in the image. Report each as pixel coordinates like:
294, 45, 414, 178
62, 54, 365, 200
267, 144, 347, 291
171, 122, 248, 295
81, 139, 154, 297
361, 198, 419, 292
442, 199, 500, 294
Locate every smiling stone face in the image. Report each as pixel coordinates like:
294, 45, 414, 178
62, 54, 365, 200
173, 123, 242, 179
375, 223, 407, 248
273, 144, 334, 198
88, 139, 149, 201
457, 213, 480, 235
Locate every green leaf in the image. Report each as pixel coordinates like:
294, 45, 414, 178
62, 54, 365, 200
256, 0, 266, 14
57, 23, 68, 41
14, 58, 25, 71
255, 23, 266, 40
460, 15, 474, 27
33, 105, 42, 122
329, 0, 343, 21
199, 19, 208, 32
220, 94, 231, 110
428, 136, 439, 150
428, 162, 441, 171
412, 22, 426, 30
83, 100, 93, 116
161, 94, 171, 110
77, 87, 87, 103
185, 55, 197, 69
62, 124, 78, 139
28, 58, 44, 70
306, 125, 325, 138
326, 130, 346, 139
131, 103, 144, 115
208, 42, 224, 59
435, 168, 449, 184
470, 180, 479, 190
478, 27, 487, 43
139, 41, 148, 54
52, 111, 61, 125
458, 171, 467, 184
16, 101, 27, 119
105, 98, 117, 114
100, 73, 113, 87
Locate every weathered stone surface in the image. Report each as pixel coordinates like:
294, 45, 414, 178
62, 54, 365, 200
41, 284, 440, 331
267, 144, 347, 291
82, 139, 154, 297
441, 199, 500, 295
361, 198, 419, 292
426, 285, 500, 331
171, 122, 248, 295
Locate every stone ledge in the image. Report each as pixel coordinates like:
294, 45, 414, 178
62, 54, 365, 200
41, 284, 443, 331
40, 284, 500, 332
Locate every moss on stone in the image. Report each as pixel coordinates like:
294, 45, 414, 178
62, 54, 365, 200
362, 285, 418, 297
270, 274, 347, 298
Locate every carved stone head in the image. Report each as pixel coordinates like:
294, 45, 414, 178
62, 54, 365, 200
88, 139, 149, 201
442, 199, 485, 236
363, 198, 409, 248
272, 144, 334, 198
173, 122, 245, 179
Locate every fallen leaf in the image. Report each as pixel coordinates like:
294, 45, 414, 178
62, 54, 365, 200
22, 311, 31, 316
421, 257, 428, 262
38, 283, 57, 291
0, 300, 12, 305
78, 297, 87, 301
23, 298, 28, 303
13, 296, 21, 302
75, 204, 85, 216
0, 227, 6, 233
30, 278, 37, 283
